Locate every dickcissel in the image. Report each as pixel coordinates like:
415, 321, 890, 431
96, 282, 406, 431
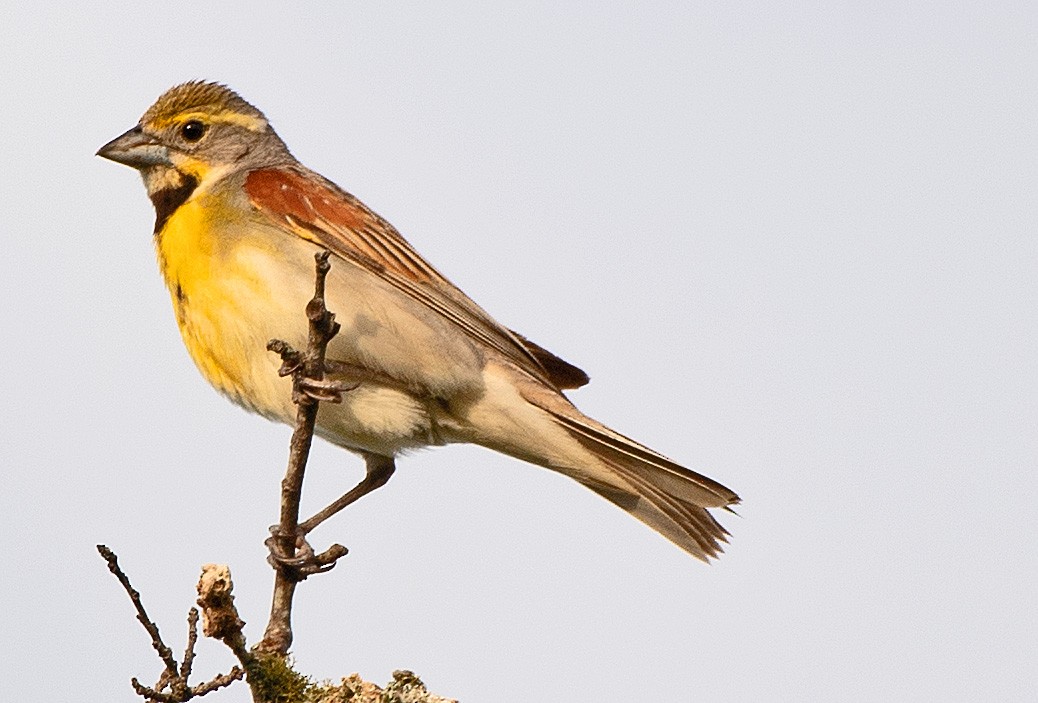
98, 81, 739, 561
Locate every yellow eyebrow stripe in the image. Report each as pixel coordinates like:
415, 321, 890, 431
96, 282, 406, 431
152, 109, 268, 132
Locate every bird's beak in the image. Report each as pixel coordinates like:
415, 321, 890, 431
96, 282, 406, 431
97, 126, 171, 169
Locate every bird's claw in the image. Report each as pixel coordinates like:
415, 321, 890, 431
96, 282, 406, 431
294, 377, 359, 404
266, 339, 359, 403
266, 339, 303, 376
265, 526, 348, 581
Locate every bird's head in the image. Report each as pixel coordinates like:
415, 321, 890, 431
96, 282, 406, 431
98, 81, 291, 205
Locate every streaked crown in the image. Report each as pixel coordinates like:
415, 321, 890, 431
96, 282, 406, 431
142, 81, 269, 132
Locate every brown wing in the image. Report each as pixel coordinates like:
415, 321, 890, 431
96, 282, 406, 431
245, 166, 588, 390
508, 330, 589, 390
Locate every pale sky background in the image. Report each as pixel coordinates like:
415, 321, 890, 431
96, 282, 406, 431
1, 3, 1035, 702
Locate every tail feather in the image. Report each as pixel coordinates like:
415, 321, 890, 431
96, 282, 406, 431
528, 392, 740, 561
474, 363, 740, 561
568, 426, 735, 560
581, 473, 724, 559
550, 410, 738, 508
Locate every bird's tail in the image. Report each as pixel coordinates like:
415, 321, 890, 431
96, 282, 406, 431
545, 404, 739, 561
466, 366, 740, 561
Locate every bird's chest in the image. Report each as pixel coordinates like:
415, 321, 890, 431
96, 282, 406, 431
151, 196, 479, 454
155, 198, 306, 420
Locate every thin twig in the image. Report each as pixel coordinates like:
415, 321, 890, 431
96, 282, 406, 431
100, 546, 246, 701
258, 251, 349, 655
97, 545, 179, 678
131, 677, 171, 701
191, 668, 245, 696
181, 608, 199, 682
129, 666, 244, 703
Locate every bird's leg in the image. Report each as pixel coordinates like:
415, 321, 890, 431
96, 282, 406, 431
299, 453, 396, 534
265, 453, 395, 576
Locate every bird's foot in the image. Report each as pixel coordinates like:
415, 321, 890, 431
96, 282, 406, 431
266, 339, 359, 403
265, 526, 348, 581
294, 377, 359, 404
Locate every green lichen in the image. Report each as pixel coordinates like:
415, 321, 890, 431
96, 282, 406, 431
247, 653, 315, 703
244, 655, 454, 703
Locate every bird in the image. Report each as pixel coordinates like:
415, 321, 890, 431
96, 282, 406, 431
97, 81, 739, 561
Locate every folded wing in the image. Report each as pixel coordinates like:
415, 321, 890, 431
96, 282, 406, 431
245, 166, 587, 391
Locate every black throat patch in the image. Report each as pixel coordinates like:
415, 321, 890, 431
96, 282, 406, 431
150, 173, 199, 234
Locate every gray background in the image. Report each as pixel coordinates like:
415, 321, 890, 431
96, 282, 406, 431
1, 3, 1034, 701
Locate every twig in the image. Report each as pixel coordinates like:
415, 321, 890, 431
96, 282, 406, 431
99, 546, 246, 701
258, 251, 350, 655
181, 608, 198, 682
188, 669, 245, 697
97, 545, 179, 678
130, 669, 243, 703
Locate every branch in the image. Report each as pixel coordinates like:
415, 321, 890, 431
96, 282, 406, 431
98, 546, 245, 701
97, 545, 178, 674
259, 251, 350, 655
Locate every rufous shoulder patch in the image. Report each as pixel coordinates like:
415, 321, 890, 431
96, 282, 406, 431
245, 168, 367, 231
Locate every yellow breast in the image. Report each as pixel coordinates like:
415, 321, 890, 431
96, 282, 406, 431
152, 186, 448, 456
155, 192, 301, 422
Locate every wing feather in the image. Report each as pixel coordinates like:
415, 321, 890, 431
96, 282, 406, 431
245, 167, 588, 390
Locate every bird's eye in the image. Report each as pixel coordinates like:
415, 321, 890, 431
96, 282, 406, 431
180, 120, 206, 142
